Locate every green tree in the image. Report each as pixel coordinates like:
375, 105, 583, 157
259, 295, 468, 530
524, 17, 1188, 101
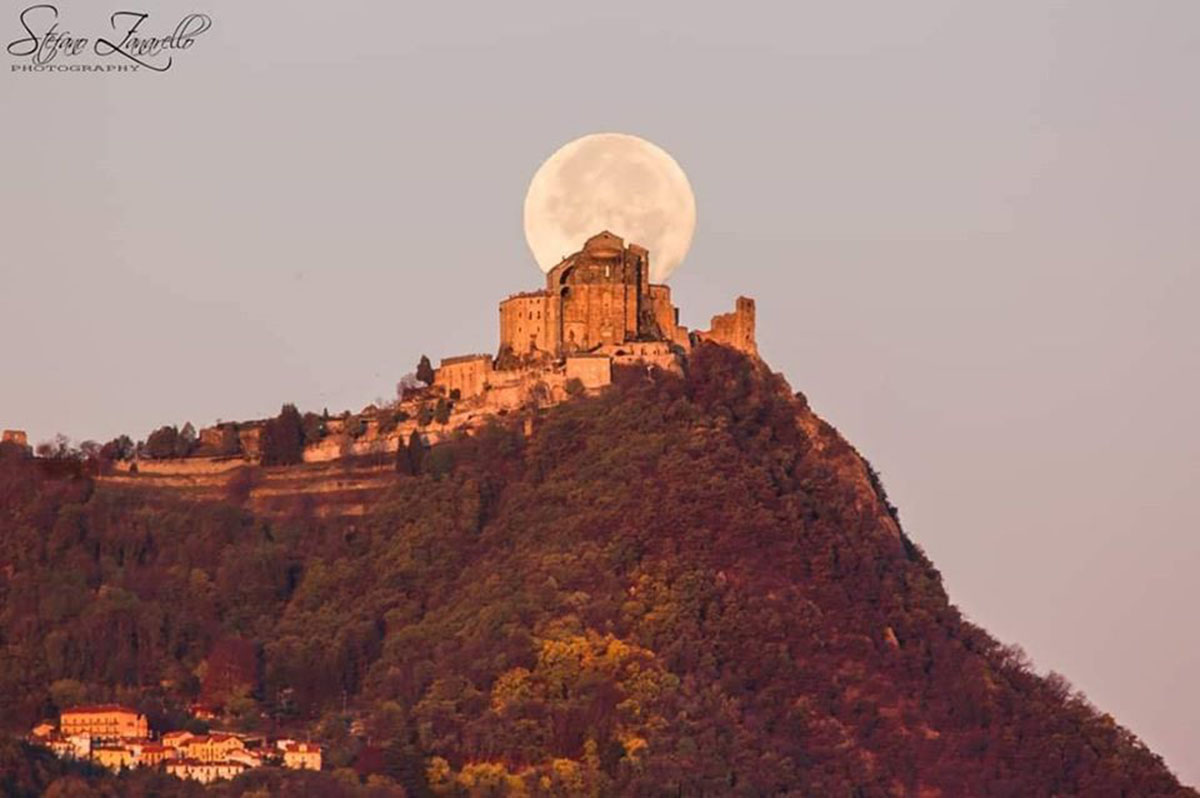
216, 424, 242, 457
416, 355, 435, 386
48, 679, 86, 711
261, 404, 305, 465
417, 404, 435, 427
434, 398, 452, 425
178, 422, 197, 455
344, 416, 367, 439
301, 412, 325, 445
407, 430, 426, 475
144, 425, 179, 459
99, 435, 134, 462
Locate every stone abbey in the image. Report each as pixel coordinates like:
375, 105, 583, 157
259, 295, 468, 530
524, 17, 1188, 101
499, 230, 690, 360
72, 230, 759, 503
434, 231, 757, 401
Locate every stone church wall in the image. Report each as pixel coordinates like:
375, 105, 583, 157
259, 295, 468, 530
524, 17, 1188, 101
435, 354, 493, 399
565, 355, 612, 389
499, 293, 551, 356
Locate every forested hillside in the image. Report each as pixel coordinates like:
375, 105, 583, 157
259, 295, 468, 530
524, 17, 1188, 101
0, 345, 1193, 797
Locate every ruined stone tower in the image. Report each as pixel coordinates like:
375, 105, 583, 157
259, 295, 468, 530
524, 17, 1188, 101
696, 296, 757, 356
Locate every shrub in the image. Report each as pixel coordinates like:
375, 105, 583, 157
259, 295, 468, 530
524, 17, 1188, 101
416, 355, 435, 386
302, 412, 325, 445
417, 404, 434, 427
434, 398, 452, 425
344, 416, 367, 439
99, 435, 134, 462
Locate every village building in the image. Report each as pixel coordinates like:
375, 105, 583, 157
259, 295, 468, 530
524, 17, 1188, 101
32, 712, 322, 783
179, 732, 246, 762
93, 745, 136, 772
44, 735, 91, 760
189, 701, 221, 720
227, 748, 264, 768
282, 741, 322, 771
162, 730, 195, 749
136, 743, 174, 766
60, 705, 149, 742
166, 759, 249, 784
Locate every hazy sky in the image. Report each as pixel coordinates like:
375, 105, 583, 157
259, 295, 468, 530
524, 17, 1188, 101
3, 0, 1198, 783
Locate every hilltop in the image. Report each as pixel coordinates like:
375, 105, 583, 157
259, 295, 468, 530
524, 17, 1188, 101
0, 343, 1194, 797
12, 231, 757, 520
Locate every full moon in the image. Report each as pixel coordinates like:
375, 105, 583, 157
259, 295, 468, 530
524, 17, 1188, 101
523, 133, 697, 283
